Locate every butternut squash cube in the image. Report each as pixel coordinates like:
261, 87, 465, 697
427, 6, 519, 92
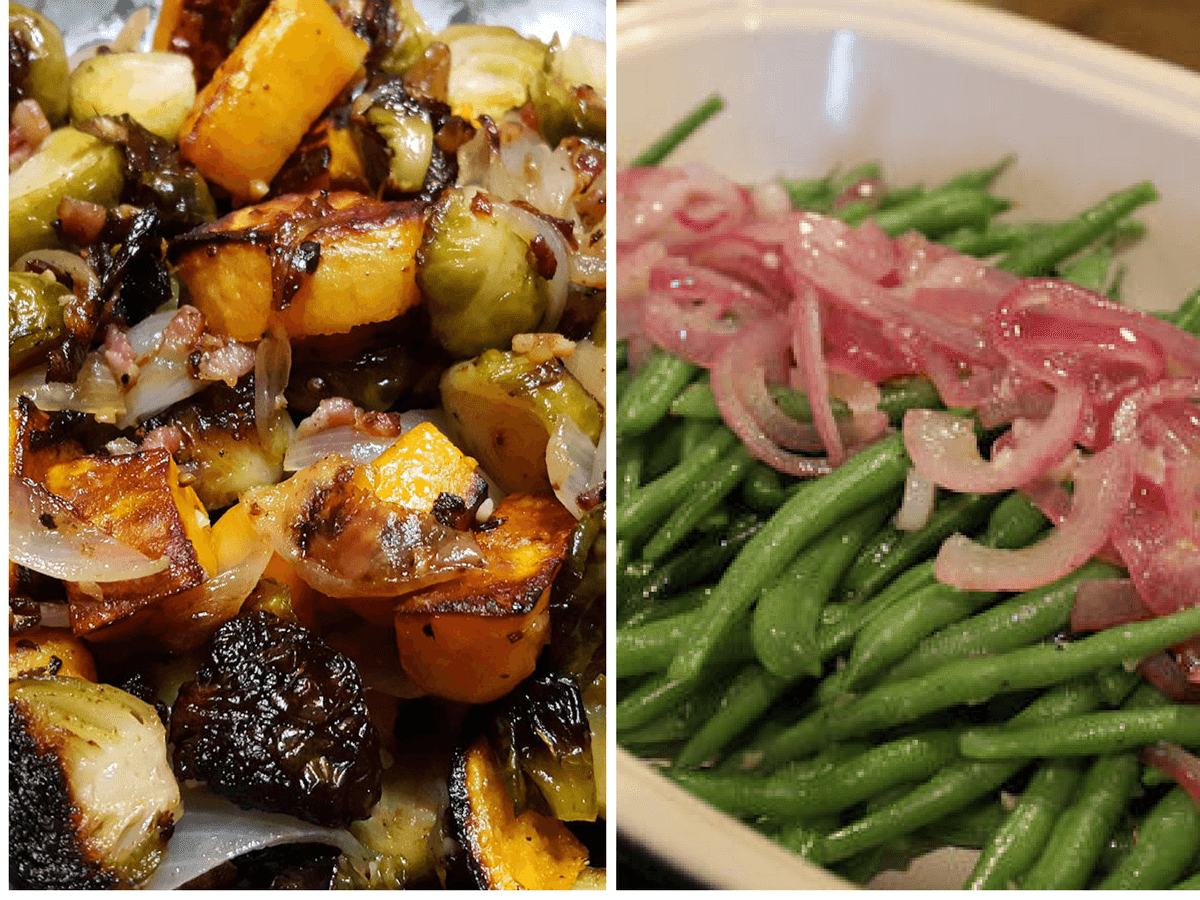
173, 191, 426, 341
355, 421, 487, 528
176, 0, 368, 204
451, 736, 589, 890
393, 494, 575, 702
40, 450, 216, 637
9, 626, 98, 681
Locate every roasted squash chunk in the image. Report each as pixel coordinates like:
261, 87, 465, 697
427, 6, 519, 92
152, 0, 271, 88
9, 626, 98, 681
393, 494, 575, 703
176, 0, 368, 203
39, 450, 216, 638
173, 191, 426, 341
270, 112, 371, 196
450, 735, 588, 890
354, 421, 487, 528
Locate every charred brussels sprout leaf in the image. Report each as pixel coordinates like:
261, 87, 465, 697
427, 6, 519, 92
169, 612, 383, 828
491, 671, 597, 823
9, 676, 182, 889
178, 842, 341, 889
9, 269, 68, 372
417, 188, 549, 358
547, 503, 606, 682
9, 3, 70, 125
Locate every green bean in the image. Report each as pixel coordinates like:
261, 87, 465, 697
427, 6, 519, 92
814, 678, 1102, 864
938, 155, 1014, 192
621, 584, 712, 630
751, 600, 1200, 770
740, 462, 791, 511
963, 758, 1084, 889
753, 500, 897, 681
876, 182, 925, 210
997, 180, 1159, 275
959, 704, 1200, 759
918, 800, 1007, 850
943, 221, 1049, 258
618, 667, 742, 750
614, 347, 698, 439
673, 729, 961, 819
1170, 286, 1200, 336
870, 187, 1011, 239
831, 161, 883, 198
615, 436, 645, 507
618, 514, 763, 624
1020, 752, 1142, 889
1093, 665, 1143, 708
1060, 243, 1113, 292
1173, 872, 1200, 891
1095, 787, 1200, 890
642, 443, 755, 562
672, 662, 793, 769
669, 380, 724, 419
617, 606, 704, 678
640, 416, 688, 480
781, 174, 833, 211
677, 415, 716, 460
837, 491, 999, 605
617, 425, 736, 544
615, 621, 754, 733
630, 92, 725, 167
875, 375, 943, 425
668, 433, 910, 685
884, 558, 1122, 683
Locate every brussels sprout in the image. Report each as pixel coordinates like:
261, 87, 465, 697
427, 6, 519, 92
440, 348, 602, 494
529, 38, 606, 149
69, 51, 197, 142
9, 270, 68, 372
417, 188, 550, 358
9, 3, 70, 126
376, 0, 435, 75
366, 96, 435, 194
9, 676, 182, 889
437, 24, 547, 119
9, 126, 123, 260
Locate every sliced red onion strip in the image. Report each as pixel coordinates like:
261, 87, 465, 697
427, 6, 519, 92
792, 292, 844, 465
1070, 577, 1155, 632
1139, 743, 1200, 806
903, 381, 1084, 494
255, 327, 292, 446
935, 443, 1135, 591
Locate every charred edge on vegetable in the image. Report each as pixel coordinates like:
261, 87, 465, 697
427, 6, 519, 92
9, 699, 117, 889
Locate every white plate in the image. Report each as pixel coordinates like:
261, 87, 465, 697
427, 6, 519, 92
616, 0, 1200, 889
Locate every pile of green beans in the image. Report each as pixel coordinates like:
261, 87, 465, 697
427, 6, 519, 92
617, 139, 1200, 888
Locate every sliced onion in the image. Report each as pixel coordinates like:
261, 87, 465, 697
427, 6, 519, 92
10, 477, 169, 582
896, 467, 938, 532
563, 335, 606, 407
13, 355, 126, 423
490, 199, 570, 332
1070, 577, 1154, 632
935, 443, 1135, 591
791, 292, 844, 465
284, 427, 400, 471
1139, 743, 1200, 805
904, 381, 1084, 494
255, 327, 292, 445
546, 414, 597, 519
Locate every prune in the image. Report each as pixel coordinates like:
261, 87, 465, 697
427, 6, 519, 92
169, 612, 382, 828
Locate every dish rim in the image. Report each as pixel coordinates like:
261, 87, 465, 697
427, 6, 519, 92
615, 0, 1200, 890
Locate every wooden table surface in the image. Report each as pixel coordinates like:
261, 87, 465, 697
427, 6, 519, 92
977, 0, 1200, 72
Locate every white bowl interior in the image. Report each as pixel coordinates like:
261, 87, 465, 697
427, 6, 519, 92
616, 0, 1200, 889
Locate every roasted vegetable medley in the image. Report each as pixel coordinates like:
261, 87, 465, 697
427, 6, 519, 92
9, 0, 605, 889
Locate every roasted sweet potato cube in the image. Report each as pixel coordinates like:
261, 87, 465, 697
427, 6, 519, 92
354, 421, 487, 528
450, 736, 589, 890
271, 113, 372, 196
152, 0, 271, 87
177, 0, 368, 203
40, 450, 216, 637
9, 399, 84, 482
173, 191, 426, 341
9, 626, 97, 681
393, 494, 575, 702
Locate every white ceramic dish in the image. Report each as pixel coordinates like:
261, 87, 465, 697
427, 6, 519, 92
615, 0, 1200, 889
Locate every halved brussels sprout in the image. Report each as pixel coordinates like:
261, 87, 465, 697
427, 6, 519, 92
69, 51, 197, 141
9, 3, 70, 126
9, 270, 69, 373
437, 24, 547, 119
9, 127, 123, 260
417, 188, 550, 358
